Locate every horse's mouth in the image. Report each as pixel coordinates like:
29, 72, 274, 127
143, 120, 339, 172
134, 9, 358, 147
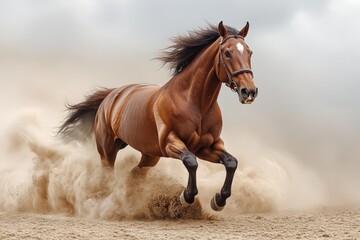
238, 94, 255, 104
240, 99, 254, 104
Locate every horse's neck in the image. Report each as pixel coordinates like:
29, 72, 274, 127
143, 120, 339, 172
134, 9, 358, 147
170, 40, 221, 114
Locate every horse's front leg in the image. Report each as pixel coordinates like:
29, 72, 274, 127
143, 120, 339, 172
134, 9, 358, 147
165, 131, 198, 205
197, 138, 238, 211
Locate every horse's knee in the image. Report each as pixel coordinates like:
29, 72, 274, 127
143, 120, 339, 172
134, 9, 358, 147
223, 155, 238, 171
182, 154, 198, 171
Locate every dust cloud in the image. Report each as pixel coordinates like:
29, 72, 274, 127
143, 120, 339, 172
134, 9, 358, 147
0, 108, 333, 220
0, 112, 208, 220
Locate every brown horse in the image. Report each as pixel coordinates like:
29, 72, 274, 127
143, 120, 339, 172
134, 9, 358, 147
59, 21, 258, 211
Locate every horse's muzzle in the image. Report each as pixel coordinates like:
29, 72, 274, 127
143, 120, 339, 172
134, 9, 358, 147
238, 87, 258, 104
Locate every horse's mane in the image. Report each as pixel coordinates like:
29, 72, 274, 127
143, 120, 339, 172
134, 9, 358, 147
158, 24, 239, 75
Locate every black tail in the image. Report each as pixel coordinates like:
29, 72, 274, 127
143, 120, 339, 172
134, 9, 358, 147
58, 88, 114, 138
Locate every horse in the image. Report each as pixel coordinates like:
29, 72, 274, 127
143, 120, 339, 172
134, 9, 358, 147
58, 21, 258, 211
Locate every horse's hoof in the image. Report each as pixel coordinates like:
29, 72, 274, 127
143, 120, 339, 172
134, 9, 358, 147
179, 189, 192, 207
210, 193, 224, 211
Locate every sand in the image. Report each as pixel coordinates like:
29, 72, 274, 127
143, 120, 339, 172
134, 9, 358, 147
1, 207, 360, 240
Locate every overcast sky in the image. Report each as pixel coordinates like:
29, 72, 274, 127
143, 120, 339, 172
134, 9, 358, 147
0, 0, 360, 198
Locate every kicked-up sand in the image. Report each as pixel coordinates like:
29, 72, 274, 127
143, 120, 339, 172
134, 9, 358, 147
0, 112, 359, 239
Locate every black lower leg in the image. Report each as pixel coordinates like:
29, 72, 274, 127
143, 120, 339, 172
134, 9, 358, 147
181, 151, 198, 204
216, 154, 238, 207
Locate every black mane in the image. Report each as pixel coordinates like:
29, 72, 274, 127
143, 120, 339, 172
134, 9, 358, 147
158, 24, 239, 75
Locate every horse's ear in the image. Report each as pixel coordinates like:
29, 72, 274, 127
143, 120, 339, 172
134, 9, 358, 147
218, 21, 229, 37
239, 21, 250, 38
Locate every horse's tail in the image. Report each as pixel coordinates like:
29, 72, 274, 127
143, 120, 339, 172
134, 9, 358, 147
58, 88, 114, 139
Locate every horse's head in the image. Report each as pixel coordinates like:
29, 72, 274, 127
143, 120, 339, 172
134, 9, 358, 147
215, 21, 258, 104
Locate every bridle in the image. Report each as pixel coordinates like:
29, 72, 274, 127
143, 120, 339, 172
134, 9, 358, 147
218, 35, 254, 92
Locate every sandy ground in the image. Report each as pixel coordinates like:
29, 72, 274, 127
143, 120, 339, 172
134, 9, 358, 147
1, 207, 360, 240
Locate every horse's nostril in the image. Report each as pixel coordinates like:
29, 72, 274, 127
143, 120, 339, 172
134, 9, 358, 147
240, 88, 249, 99
254, 88, 258, 98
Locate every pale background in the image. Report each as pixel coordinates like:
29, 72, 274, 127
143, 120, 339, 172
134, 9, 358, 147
0, 0, 359, 210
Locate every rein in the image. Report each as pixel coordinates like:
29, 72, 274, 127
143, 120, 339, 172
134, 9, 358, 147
218, 35, 253, 92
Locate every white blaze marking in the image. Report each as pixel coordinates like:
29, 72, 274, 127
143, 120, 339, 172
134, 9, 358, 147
236, 43, 244, 54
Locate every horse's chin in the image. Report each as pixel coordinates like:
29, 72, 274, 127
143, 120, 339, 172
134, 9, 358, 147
238, 94, 253, 104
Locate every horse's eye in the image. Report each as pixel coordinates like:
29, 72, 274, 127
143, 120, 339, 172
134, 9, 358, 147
224, 51, 231, 58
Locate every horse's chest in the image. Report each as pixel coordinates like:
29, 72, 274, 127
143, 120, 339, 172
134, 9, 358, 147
174, 110, 222, 152
183, 130, 217, 153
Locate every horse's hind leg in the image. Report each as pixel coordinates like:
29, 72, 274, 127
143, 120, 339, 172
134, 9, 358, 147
131, 154, 160, 176
95, 121, 127, 167
96, 138, 127, 168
